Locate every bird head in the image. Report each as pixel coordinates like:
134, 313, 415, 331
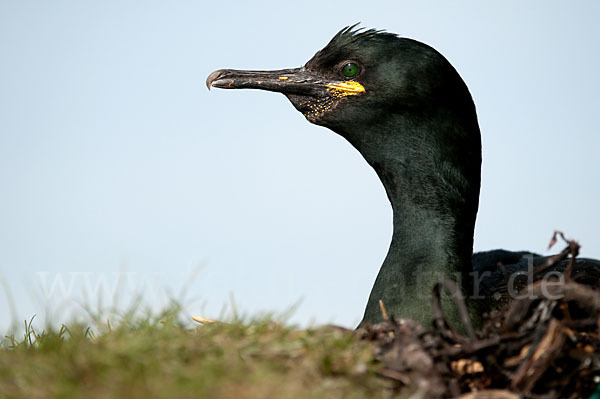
206, 25, 475, 134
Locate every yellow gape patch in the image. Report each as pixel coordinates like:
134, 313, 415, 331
325, 81, 365, 96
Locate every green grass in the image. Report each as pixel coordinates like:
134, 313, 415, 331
0, 310, 387, 399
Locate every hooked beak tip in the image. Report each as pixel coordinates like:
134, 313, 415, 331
206, 69, 226, 91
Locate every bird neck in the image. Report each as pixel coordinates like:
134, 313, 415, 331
334, 110, 481, 326
362, 196, 466, 325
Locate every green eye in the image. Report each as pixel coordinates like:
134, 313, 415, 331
341, 63, 359, 78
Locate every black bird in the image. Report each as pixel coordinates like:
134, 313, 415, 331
206, 26, 600, 327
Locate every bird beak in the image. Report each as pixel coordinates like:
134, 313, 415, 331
206, 68, 365, 97
206, 68, 327, 97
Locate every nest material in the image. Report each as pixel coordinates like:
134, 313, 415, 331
359, 233, 600, 399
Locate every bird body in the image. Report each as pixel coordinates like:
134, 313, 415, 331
207, 26, 600, 327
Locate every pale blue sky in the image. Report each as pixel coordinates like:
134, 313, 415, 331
1, 1, 599, 333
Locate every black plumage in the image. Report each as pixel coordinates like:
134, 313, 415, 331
206, 25, 600, 327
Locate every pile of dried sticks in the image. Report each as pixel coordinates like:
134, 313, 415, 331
360, 234, 600, 399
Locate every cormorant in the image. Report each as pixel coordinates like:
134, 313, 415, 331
206, 26, 600, 327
